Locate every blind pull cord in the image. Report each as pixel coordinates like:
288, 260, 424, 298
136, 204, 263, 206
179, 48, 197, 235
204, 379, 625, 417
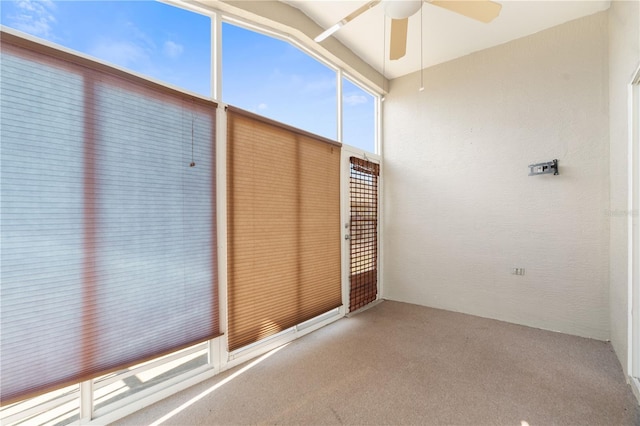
190, 102, 196, 167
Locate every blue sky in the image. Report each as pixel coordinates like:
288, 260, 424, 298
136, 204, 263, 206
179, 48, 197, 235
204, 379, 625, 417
222, 22, 338, 140
1, 0, 375, 150
1, 1, 211, 94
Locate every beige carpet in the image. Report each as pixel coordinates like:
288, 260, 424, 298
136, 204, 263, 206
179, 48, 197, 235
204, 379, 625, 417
116, 301, 640, 425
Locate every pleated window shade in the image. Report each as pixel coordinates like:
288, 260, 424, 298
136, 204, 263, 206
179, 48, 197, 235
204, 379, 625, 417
0, 34, 219, 405
226, 107, 342, 352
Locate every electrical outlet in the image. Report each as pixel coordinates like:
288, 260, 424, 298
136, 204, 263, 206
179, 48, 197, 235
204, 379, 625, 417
512, 268, 525, 276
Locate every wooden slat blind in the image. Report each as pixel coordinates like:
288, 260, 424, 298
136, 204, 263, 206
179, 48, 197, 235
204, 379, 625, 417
227, 107, 342, 351
0, 33, 219, 405
349, 157, 379, 312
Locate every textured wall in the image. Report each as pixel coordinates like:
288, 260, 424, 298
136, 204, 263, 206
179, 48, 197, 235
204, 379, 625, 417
382, 12, 610, 339
609, 0, 640, 375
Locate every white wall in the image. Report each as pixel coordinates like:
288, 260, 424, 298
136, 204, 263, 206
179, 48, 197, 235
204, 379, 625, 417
609, 0, 640, 376
383, 12, 610, 340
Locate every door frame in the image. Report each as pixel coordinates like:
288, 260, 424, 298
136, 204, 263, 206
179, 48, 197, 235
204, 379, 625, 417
340, 146, 383, 312
629, 63, 640, 400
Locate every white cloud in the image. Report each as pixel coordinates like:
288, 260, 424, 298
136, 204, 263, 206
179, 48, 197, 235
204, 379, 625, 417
257, 103, 268, 111
88, 22, 156, 71
9, 0, 57, 38
124, 21, 156, 51
343, 93, 368, 106
89, 39, 149, 69
302, 77, 335, 94
163, 40, 184, 59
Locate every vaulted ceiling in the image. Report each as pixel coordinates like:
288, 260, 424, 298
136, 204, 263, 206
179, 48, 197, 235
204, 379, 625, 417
283, 0, 611, 79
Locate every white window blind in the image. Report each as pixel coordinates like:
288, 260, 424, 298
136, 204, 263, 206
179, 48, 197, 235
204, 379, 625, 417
0, 33, 219, 405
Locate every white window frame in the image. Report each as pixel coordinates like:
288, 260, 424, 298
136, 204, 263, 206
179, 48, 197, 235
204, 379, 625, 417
629, 63, 640, 403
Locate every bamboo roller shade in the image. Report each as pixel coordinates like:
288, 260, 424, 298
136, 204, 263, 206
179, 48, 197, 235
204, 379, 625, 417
349, 157, 379, 312
226, 107, 342, 352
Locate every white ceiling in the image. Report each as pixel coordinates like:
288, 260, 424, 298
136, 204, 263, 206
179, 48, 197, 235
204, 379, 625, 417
284, 0, 610, 79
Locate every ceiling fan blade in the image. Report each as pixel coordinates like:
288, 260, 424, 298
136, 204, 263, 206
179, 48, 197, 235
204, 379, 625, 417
389, 18, 409, 60
314, 0, 381, 42
428, 0, 502, 23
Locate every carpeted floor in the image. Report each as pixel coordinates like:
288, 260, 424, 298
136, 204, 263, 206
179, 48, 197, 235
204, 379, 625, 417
116, 301, 640, 425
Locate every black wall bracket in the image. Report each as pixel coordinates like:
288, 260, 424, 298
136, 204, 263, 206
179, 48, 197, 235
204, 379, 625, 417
528, 159, 558, 176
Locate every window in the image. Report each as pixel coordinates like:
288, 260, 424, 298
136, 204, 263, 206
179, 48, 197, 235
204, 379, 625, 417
1, 384, 80, 425
0, 0, 211, 96
342, 77, 377, 153
1, 30, 219, 407
222, 21, 337, 140
1, 1, 381, 422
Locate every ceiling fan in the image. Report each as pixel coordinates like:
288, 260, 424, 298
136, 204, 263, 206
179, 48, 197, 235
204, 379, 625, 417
314, 0, 502, 60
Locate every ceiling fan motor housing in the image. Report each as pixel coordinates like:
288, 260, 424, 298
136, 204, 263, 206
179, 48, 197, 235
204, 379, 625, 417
383, 0, 423, 19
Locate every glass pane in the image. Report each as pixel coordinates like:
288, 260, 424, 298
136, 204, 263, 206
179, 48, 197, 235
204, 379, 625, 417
92, 81, 216, 371
1, 48, 85, 406
0, 384, 79, 426
342, 78, 376, 153
93, 343, 208, 413
0, 1, 211, 96
222, 22, 337, 140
